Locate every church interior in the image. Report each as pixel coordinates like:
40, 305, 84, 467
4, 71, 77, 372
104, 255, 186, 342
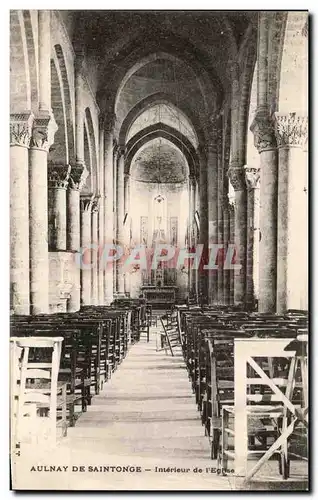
10, 10, 308, 490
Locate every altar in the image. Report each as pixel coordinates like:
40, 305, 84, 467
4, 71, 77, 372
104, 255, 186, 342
141, 286, 177, 309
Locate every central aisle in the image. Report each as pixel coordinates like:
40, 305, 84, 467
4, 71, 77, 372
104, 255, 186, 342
60, 324, 233, 490
13, 323, 233, 490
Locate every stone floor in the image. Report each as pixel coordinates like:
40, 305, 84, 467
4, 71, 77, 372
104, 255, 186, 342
11, 322, 308, 491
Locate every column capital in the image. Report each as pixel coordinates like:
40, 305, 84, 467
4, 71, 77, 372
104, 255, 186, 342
48, 163, 71, 189
118, 146, 126, 159
91, 196, 100, 213
80, 194, 94, 213
30, 112, 58, 152
274, 112, 308, 150
10, 112, 34, 148
227, 166, 246, 192
69, 162, 89, 191
250, 110, 277, 153
244, 165, 260, 190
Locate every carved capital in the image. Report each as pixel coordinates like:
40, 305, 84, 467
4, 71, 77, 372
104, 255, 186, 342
10, 112, 34, 148
80, 194, 94, 213
48, 163, 71, 189
227, 167, 245, 192
274, 112, 308, 149
118, 146, 126, 159
30, 113, 58, 152
244, 165, 260, 190
69, 162, 89, 191
250, 111, 276, 153
91, 196, 100, 213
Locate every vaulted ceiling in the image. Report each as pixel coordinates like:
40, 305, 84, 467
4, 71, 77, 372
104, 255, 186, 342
131, 138, 187, 184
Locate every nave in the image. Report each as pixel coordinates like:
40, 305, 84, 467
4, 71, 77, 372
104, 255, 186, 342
10, 10, 309, 492
11, 305, 308, 491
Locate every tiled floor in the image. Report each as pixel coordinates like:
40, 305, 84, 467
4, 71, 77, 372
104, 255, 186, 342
11, 323, 308, 491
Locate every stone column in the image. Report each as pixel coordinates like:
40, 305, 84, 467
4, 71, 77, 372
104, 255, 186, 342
48, 164, 71, 250
198, 147, 209, 302
91, 197, 99, 305
228, 201, 235, 305
10, 112, 33, 314
124, 173, 131, 296
116, 147, 125, 296
124, 173, 130, 215
187, 175, 195, 294
67, 164, 88, 312
244, 166, 260, 310
275, 113, 308, 312
104, 125, 114, 304
192, 178, 199, 299
206, 123, 219, 304
227, 167, 247, 306
222, 200, 231, 305
251, 112, 278, 312
113, 145, 118, 297
80, 195, 93, 306
98, 118, 105, 305
29, 114, 57, 315
217, 127, 224, 304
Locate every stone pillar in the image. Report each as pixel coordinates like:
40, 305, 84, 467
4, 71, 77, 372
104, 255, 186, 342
124, 173, 130, 215
251, 112, 278, 312
124, 173, 131, 296
217, 127, 224, 304
206, 122, 219, 304
48, 164, 71, 250
80, 195, 93, 306
104, 125, 114, 304
187, 175, 195, 294
67, 164, 88, 312
198, 147, 209, 302
29, 114, 57, 315
98, 118, 105, 305
275, 113, 308, 312
91, 197, 99, 305
228, 201, 235, 305
227, 167, 247, 306
222, 201, 231, 305
116, 148, 125, 296
10, 112, 33, 314
244, 166, 260, 310
192, 178, 199, 299
113, 145, 118, 297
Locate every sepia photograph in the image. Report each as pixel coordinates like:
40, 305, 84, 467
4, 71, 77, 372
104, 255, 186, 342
9, 9, 309, 491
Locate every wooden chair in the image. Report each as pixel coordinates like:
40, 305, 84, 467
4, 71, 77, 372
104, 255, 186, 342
10, 336, 67, 456
222, 337, 308, 481
159, 317, 182, 356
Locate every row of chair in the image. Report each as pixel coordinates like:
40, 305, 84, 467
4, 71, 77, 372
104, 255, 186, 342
10, 302, 147, 453
177, 305, 308, 479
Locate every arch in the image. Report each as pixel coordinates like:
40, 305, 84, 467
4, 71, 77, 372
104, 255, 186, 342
49, 57, 68, 165
98, 32, 222, 116
277, 12, 308, 114
119, 93, 202, 148
10, 10, 31, 111
125, 122, 199, 179
237, 28, 257, 165
54, 44, 76, 164
22, 10, 39, 112
84, 107, 98, 193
